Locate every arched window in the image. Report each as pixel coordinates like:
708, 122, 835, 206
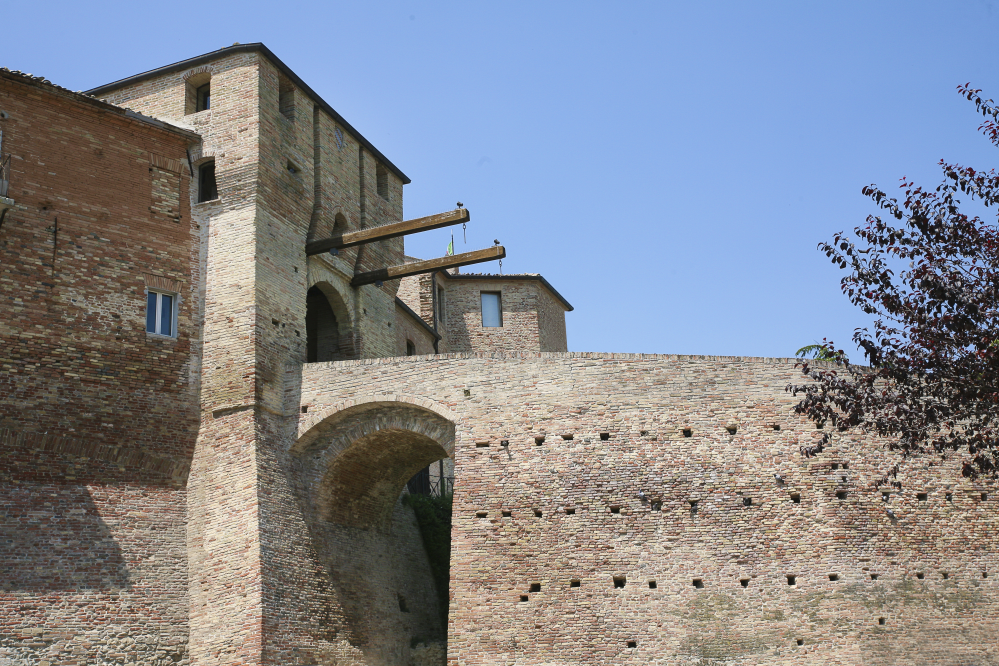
406, 339, 416, 356
306, 286, 339, 362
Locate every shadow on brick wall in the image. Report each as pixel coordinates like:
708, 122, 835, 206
0, 482, 130, 591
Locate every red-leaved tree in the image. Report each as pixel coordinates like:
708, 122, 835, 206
787, 84, 999, 485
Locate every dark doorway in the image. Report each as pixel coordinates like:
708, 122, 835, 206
306, 286, 339, 362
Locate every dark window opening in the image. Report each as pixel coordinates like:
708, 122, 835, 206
946, 493, 953, 501
786, 575, 796, 586
916, 572, 924, 580
878, 617, 886, 626
398, 594, 409, 612
306, 286, 339, 362
501, 510, 511, 517
610, 506, 621, 514
773, 424, 781, 431
982, 493, 989, 501
648, 580, 657, 589
626, 641, 637, 649
692, 579, 704, 589
796, 639, 804, 646
942, 572, 949, 579
198, 162, 218, 203
406, 340, 416, 356
613, 576, 626, 589
534, 509, 543, 518
376, 163, 389, 199
279, 77, 295, 120
600, 432, 610, 440
726, 426, 737, 435
828, 574, 839, 582
565, 508, 575, 515
196, 83, 211, 112
570, 579, 580, 588
832, 463, 840, 470
743, 497, 752, 507
475, 511, 487, 518
682, 428, 692, 438
791, 494, 801, 504
562, 433, 574, 441
519, 595, 528, 602
535, 436, 546, 445
529, 583, 541, 593
917, 493, 928, 502
870, 573, 879, 580
836, 491, 847, 500
740, 578, 749, 588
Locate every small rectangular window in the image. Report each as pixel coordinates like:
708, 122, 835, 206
481, 291, 502, 327
198, 163, 218, 203
146, 290, 176, 337
196, 84, 211, 112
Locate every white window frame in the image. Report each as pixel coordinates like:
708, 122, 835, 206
146, 289, 179, 338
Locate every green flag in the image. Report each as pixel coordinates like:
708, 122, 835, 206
447, 237, 453, 256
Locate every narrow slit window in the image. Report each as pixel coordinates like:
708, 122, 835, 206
146, 291, 176, 337
376, 163, 388, 199
481, 291, 503, 327
198, 162, 218, 203
406, 340, 416, 356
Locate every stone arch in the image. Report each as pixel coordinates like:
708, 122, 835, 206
294, 399, 456, 531
305, 281, 356, 361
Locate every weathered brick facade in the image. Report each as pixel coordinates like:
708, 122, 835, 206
0, 69, 199, 664
2, 43, 996, 666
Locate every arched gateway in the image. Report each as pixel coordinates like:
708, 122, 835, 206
292, 398, 457, 664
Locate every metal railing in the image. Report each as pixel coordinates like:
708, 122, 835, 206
407, 467, 454, 497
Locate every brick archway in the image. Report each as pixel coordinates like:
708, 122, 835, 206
294, 398, 456, 531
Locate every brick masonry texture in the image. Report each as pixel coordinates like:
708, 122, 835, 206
297, 353, 999, 666
4, 42, 997, 666
0, 70, 198, 664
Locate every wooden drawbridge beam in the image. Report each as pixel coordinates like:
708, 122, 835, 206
306, 208, 470, 256
351, 246, 506, 287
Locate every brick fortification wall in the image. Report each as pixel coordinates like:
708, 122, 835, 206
294, 353, 999, 666
0, 72, 198, 664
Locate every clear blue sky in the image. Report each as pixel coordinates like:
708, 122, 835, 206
5, 1, 998, 357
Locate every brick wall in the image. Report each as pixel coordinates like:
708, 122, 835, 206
294, 353, 999, 666
434, 274, 569, 353
0, 71, 198, 664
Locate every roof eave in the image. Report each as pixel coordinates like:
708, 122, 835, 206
83, 43, 410, 184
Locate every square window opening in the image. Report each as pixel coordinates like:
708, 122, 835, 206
480, 291, 503, 327
692, 578, 704, 589
569, 579, 581, 588
529, 583, 541, 593
613, 576, 626, 589
648, 580, 657, 589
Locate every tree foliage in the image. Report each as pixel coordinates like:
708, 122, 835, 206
787, 84, 999, 483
